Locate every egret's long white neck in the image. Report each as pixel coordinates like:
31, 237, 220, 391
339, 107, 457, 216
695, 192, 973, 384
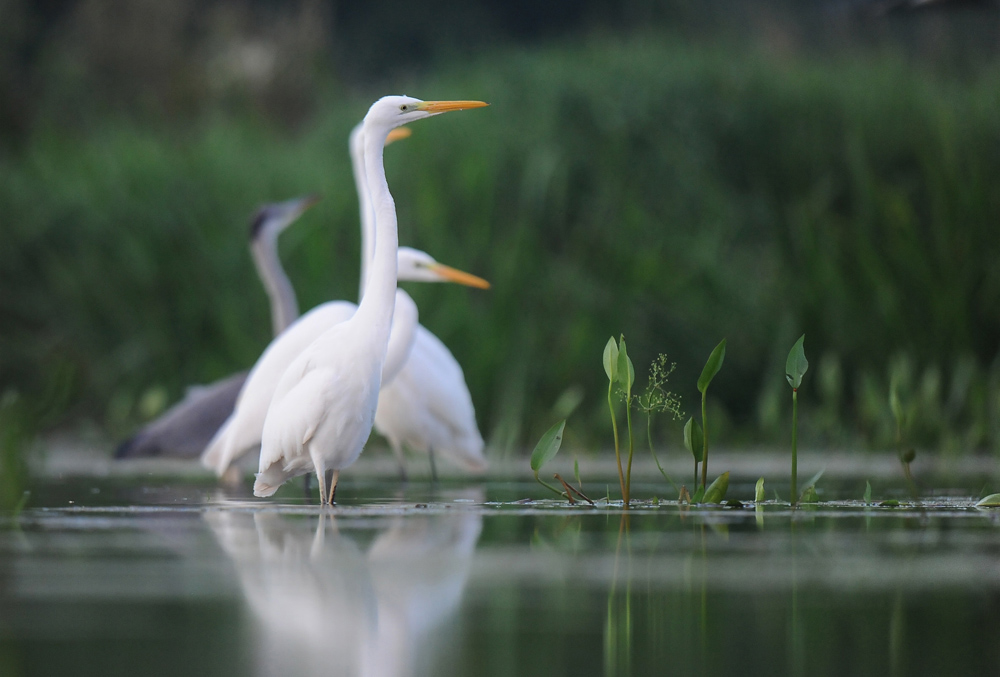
349, 123, 375, 300
354, 122, 398, 346
250, 232, 298, 336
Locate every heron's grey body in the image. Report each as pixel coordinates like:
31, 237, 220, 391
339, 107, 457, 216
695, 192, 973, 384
114, 195, 318, 461
114, 372, 248, 459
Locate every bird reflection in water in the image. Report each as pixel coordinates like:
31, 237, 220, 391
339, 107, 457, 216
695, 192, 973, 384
204, 497, 483, 677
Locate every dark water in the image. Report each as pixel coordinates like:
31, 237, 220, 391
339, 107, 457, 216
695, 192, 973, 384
2, 477, 1000, 677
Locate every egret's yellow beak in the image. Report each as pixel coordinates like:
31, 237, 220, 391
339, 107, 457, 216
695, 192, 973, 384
429, 263, 491, 289
387, 127, 412, 144
416, 100, 490, 113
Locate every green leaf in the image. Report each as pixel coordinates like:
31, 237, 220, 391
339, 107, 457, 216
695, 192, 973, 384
603, 337, 619, 383
697, 339, 727, 394
755, 477, 765, 503
530, 420, 566, 474
900, 447, 916, 464
702, 472, 730, 504
800, 486, 819, 503
976, 493, 1000, 507
863, 481, 872, 504
880, 499, 900, 508
692, 485, 705, 503
573, 459, 581, 488
801, 468, 825, 493
683, 417, 703, 463
785, 334, 809, 390
617, 336, 634, 393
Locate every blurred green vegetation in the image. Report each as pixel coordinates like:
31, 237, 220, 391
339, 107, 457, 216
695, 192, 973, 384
3, 12, 1000, 458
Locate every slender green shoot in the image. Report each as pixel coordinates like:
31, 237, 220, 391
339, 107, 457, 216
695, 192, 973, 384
603, 338, 626, 504
683, 417, 704, 488
785, 334, 808, 504
696, 339, 726, 490
617, 336, 636, 506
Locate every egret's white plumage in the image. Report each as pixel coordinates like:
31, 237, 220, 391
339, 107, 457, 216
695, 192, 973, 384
252, 96, 488, 502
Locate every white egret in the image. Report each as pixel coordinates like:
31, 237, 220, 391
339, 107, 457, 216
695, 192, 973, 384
253, 96, 488, 503
114, 195, 319, 459
200, 246, 487, 477
349, 122, 489, 477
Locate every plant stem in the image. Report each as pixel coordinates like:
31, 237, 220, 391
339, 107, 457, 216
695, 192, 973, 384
624, 394, 634, 507
646, 414, 677, 492
609, 381, 625, 503
700, 390, 708, 490
534, 475, 568, 500
791, 389, 798, 504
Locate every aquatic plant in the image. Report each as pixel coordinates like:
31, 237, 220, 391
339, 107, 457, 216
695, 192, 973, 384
603, 338, 625, 502
529, 419, 592, 505
0, 391, 30, 514
635, 354, 683, 492
683, 417, 704, 498
604, 335, 637, 506
890, 376, 917, 495
785, 335, 808, 503
696, 339, 726, 490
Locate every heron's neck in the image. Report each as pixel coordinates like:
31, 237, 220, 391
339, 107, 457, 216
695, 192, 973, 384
354, 125, 398, 344
250, 233, 298, 336
349, 125, 375, 301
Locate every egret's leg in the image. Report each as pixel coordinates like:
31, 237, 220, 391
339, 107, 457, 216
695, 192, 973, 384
327, 470, 340, 505
429, 447, 438, 483
324, 469, 334, 496
391, 442, 408, 482
314, 459, 328, 506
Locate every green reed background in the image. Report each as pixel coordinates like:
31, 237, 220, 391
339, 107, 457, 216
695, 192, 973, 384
3, 24, 1000, 459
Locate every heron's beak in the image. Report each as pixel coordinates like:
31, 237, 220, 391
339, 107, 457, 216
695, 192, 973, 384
387, 127, 412, 145
428, 263, 491, 289
416, 100, 490, 113
293, 193, 322, 215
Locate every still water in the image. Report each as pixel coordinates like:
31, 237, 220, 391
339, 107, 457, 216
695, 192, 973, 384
2, 477, 1000, 676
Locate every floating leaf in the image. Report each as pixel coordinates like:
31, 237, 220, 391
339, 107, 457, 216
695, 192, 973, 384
863, 481, 872, 504
697, 339, 727, 394
799, 486, 819, 504
617, 336, 635, 393
755, 477, 765, 503
880, 499, 900, 507
603, 337, 619, 383
785, 334, 809, 390
530, 420, 566, 474
976, 493, 1000, 507
702, 472, 730, 504
724, 499, 744, 508
683, 417, 704, 463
